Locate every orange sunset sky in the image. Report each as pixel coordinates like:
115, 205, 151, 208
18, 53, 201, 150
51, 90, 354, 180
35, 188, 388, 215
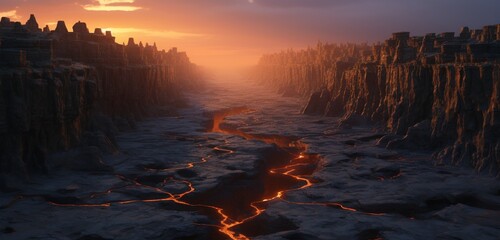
1, 0, 499, 75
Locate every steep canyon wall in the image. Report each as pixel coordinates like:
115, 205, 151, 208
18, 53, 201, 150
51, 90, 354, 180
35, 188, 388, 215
253, 25, 500, 172
0, 16, 203, 177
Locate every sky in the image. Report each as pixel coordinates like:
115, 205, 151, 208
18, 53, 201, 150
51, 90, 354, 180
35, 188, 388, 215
1, 0, 500, 75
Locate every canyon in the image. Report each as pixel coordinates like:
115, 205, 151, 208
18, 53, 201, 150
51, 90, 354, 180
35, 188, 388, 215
0, 15, 203, 180
0, 15, 499, 240
253, 25, 500, 173
2, 79, 499, 240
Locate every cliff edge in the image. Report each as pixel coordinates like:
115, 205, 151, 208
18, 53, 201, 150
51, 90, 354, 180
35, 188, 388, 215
253, 24, 500, 172
0, 15, 204, 179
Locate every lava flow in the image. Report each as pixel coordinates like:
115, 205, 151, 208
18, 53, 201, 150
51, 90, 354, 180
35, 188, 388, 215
18, 106, 379, 240
204, 107, 324, 239
203, 107, 387, 239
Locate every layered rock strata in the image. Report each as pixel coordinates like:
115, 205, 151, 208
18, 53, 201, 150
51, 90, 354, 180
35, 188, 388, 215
253, 24, 500, 172
0, 15, 203, 178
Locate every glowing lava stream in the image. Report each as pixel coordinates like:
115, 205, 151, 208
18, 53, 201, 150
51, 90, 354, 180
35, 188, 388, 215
24, 107, 385, 240
204, 107, 384, 240
206, 107, 371, 240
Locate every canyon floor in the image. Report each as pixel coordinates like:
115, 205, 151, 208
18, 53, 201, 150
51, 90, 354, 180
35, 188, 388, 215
1, 79, 500, 240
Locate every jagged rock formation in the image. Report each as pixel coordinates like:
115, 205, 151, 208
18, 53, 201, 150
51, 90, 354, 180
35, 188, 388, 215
253, 24, 500, 172
0, 15, 203, 178
25, 14, 40, 33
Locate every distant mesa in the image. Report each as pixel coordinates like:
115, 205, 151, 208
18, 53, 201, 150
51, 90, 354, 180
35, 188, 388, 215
0, 13, 196, 68
25, 14, 40, 32
128, 37, 135, 46
73, 21, 89, 34
94, 28, 104, 35
0, 17, 11, 26
460, 26, 471, 39
55, 20, 68, 33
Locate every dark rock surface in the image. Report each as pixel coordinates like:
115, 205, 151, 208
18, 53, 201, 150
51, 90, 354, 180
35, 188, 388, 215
0, 15, 204, 179
253, 24, 500, 172
1, 78, 498, 240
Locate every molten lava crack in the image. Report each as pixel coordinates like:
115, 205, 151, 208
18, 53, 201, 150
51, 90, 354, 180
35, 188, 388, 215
17, 106, 384, 240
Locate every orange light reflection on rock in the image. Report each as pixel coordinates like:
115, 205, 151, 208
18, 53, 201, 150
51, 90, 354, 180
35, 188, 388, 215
207, 107, 321, 239
207, 107, 386, 239
42, 106, 385, 240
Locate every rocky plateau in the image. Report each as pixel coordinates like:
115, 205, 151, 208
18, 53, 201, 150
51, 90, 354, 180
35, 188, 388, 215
253, 24, 500, 173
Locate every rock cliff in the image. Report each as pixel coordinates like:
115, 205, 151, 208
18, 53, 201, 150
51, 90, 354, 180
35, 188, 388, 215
253, 25, 500, 172
0, 15, 203, 178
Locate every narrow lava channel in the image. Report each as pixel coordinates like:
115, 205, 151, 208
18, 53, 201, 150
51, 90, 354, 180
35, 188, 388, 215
191, 107, 324, 240
27, 106, 370, 240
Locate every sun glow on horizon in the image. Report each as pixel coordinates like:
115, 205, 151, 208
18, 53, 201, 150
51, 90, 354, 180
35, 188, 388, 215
83, 0, 142, 12
101, 27, 207, 40
97, 0, 135, 4
0, 10, 21, 20
83, 5, 142, 12
2, 0, 497, 81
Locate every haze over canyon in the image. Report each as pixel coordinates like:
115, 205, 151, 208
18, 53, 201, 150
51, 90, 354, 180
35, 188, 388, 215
1, 1, 500, 240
